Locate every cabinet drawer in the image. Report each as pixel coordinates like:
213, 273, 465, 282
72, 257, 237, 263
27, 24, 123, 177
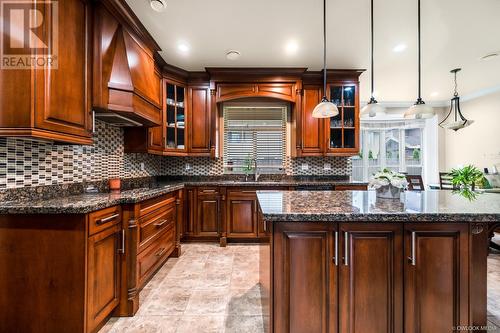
139, 206, 175, 253
139, 193, 176, 217
197, 187, 219, 195
335, 185, 368, 191
88, 205, 121, 236
137, 225, 175, 287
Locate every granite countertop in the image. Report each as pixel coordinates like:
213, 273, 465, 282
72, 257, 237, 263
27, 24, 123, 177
0, 182, 184, 215
0, 177, 367, 215
256, 190, 500, 223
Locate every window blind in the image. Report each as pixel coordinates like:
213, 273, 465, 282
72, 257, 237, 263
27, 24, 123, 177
223, 106, 286, 173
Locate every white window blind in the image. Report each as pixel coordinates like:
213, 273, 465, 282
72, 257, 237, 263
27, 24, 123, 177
223, 106, 286, 173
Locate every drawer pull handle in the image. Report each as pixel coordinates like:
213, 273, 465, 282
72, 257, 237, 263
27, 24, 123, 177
201, 189, 216, 193
241, 191, 256, 193
155, 248, 167, 257
153, 219, 169, 227
96, 213, 119, 225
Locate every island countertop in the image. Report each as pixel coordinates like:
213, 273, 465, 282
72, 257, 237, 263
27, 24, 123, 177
256, 189, 500, 222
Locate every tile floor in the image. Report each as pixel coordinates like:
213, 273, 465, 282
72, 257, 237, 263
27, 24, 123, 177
100, 241, 500, 333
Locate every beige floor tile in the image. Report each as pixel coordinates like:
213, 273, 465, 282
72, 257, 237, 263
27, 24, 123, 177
227, 286, 264, 316
224, 315, 265, 333
184, 289, 229, 315
137, 287, 192, 316
175, 315, 225, 333
109, 315, 180, 333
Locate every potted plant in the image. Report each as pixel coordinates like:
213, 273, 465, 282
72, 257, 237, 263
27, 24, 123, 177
449, 165, 484, 191
369, 168, 408, 199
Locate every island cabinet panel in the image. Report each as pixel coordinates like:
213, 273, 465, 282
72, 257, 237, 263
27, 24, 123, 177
404, 223, 469, 333
273, 223, 338, 333
87, 223, 121, 333
227, 197, 258, 237
339, 224, 403, 333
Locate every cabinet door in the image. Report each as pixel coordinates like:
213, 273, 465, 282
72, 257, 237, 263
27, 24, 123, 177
227, 197, 258, 238
273, 222, 338, 333
300, 86, 324, 156
188, 86, 211, 155
404, 224, 469, 333
87, 224, 121, 332
339, 224, 403, 333
196, 194, 220, 236
148, 126, 164, 152
34, 0, 91, 139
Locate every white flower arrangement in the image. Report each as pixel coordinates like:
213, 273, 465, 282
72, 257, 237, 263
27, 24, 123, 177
369, 168, 408, 190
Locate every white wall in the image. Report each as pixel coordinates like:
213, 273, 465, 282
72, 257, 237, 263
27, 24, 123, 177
439, 90, 500, 173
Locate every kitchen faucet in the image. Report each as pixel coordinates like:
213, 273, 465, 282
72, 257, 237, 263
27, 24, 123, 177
253, 158, 260, 181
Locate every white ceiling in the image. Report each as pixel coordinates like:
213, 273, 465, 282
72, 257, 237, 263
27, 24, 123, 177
126, 0, 500, 103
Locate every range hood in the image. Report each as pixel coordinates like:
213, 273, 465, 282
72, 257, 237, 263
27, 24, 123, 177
93, 3, 162, 127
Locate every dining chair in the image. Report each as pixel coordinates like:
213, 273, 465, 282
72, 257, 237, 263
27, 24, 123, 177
406, 175, 425, 191
439, 172, 456, 190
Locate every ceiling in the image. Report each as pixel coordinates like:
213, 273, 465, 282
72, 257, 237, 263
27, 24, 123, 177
126, 0, 500, 103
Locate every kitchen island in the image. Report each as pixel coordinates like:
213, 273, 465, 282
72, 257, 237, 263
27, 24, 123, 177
257, 190, 500, 333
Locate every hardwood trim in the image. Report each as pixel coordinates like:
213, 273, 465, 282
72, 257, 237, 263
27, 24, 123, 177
0, 128, 93, 145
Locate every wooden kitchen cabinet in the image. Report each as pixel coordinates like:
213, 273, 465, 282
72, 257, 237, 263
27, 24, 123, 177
188, 85, 212, 156
273, 222, 338, 333
0, 0, 92, 145
404, 223, 469, 333
87, 223, 121, 333
196, 188, 221, 237
325, 84, 360, 156
339, 223, 403, 333
298, 85, 325, 156
226, 190, 258, 238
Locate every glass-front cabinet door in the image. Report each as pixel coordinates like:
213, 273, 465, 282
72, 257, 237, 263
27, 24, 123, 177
164, 79, 187, 155
325, 83, 359, 155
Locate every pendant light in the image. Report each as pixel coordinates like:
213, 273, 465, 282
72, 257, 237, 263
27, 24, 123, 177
439, 68, 474, 131
312, 0, 339, 118
360, 0, 385, 118
404, 0, 434, 119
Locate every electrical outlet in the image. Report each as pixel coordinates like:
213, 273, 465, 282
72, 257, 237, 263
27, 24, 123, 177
140, 162, 145, 171
324, 163, 331, 170
301, 163, 309, 171
185, 163, 192, 171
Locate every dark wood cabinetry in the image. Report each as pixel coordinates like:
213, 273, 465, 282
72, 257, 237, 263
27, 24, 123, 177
87, 222, 121, 333
226, 191, 258, 238
404, 223, 469, 333
265, 221, 474, 333
188, 86, 212, 155
196, 188, 221, 237
339, 223, 403, 333
298, 86, 325, 156
273, 222, 338, 333
0, 0, 92, 145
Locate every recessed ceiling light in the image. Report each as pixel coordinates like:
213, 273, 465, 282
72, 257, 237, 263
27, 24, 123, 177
177, 43, 189, 53
430, 92, 439, 97
150, 0, 166, 12
226, 50, 241, 61
480, 52, 499, 61
393, 43, 407, 53
285, 40, 299, 55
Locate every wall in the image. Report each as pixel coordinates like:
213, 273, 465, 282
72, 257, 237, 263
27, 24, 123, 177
0, 121, 162, 189
439, 90, 500, 172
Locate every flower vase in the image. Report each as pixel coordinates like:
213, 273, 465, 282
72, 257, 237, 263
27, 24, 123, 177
376, 184, 402, 199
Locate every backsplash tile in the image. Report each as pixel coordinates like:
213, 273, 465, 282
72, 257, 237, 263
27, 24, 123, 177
0, 121, 352, 189
0, 121, 162, 189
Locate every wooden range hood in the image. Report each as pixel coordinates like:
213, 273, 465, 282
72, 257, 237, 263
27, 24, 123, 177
93, 2, 162, 127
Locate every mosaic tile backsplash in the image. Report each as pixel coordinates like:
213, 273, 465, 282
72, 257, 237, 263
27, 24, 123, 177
0, 121, 352, 189
0, 121, 162, 189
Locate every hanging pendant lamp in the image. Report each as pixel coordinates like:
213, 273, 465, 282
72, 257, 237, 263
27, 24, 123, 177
360, 0, 385, 118
439, 68, 474, 131
312, 0, 339, 118
404, 0, 434, 119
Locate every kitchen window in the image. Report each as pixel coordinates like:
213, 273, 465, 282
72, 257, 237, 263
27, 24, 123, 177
223, 105, 287, 174
352, 120, 425, 182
